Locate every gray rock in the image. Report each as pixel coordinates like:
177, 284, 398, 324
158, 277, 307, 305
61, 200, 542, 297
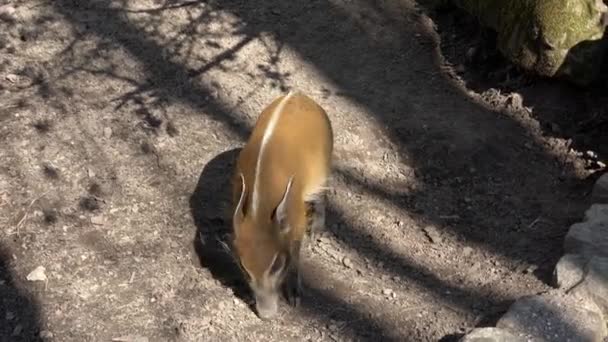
584, 257, 608, 317
564, 205, 608, 259
584, 204, 608, 222
591, 173, 608, 204
554, 254, 608, 318
459, 327, 528, 342
496, 291, 607, 342
554, 254, 586, 289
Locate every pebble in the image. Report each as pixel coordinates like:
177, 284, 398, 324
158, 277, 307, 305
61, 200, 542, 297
39, 330, 53, 339
507, 92, 524, 109
91, 215, 104, 225
12, 324, 22, 336
342, 257, 353, 268
111, 335, 149, 342
462, 247, 473, 257
0, 4, 16, 17
423, 226, 442, 243
524, 265, 538, 274
26, 266, 47, 282
5, 74, 18, 83
382, 288, 393, 296
103, 127, 112, 139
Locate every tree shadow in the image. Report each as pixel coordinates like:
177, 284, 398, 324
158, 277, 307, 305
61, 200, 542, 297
0, 244, 43, 342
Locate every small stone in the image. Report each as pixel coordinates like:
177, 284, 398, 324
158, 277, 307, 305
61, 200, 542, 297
88, 168, 96, 178
12, 324, 22, 336
40, 330, 53, 339
591, 173, 608, 204
111, 335, 149, 342
462, 247, 473, 257
5, 74, 18, 83
90, 215, 104, 225
26, 266, 47, 282
342, 257, 353, 269
586, 150, 599, 159
382, 288, 393, 296
459, 327, 527, 342
506, 93, 524, 110
0, 4, 16, 17
524, 264, 538, 274
423, 226, 442, 244
103, 127, 112, 139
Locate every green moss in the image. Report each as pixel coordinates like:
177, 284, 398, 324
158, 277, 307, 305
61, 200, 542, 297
451, 0, 608, 85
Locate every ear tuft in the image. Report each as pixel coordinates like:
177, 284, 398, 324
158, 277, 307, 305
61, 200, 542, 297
273, 175, 295, 234
233, 172, 247, 233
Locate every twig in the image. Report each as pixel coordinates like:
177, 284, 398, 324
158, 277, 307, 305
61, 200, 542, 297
12, 190, 51, 236
527, 216, 542, 229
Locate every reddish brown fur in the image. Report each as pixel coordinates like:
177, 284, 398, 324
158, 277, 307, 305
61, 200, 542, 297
230, 91, 333, 316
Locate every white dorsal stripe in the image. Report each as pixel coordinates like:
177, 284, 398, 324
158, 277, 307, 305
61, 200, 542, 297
251, 91, 295, 217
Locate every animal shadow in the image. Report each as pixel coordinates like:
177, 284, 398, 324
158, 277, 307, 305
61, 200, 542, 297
189, 147, 252, 303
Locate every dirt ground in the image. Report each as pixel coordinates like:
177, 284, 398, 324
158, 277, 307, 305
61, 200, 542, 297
0, 0, 606, 341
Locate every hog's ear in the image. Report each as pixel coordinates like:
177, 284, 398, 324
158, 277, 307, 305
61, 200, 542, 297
271, 175, 294, 234
233, 172, 247, 236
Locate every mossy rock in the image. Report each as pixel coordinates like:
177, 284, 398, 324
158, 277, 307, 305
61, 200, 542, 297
452, 0, 608, 86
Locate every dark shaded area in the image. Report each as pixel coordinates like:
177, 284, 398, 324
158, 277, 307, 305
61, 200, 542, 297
189, 148, 251, 303
425, 2, 608, 164
78, 196, 101, 212
31, 120, 52, 134
41, 164, 59, 180
0, 244, 43, 342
